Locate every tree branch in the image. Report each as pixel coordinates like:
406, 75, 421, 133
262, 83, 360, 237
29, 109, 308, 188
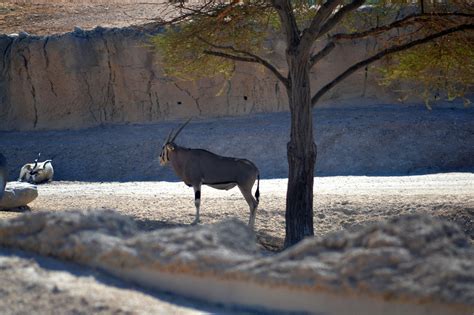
300, 0, 343, 52
272, 0, 300, 46
198, 37, 288, 87
151, 0, 253, 25
309, 42, 336, 68
331, 12, 474, 41
311, 24, 474, 106
204, 50, 289, 88
317, 0, 366, 38
150, 0, 216, 25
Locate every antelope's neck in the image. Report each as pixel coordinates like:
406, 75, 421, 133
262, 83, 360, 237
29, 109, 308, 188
169, 148, 185, 178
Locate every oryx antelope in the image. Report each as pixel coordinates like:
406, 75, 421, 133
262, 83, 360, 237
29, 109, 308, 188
19, 153, 54, 184
0, 153, 6, 200
159, 119, 260, 228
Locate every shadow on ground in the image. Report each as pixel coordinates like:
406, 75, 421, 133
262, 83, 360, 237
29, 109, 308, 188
133, 216, 284, 252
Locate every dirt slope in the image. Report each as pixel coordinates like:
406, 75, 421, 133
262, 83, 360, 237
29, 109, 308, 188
1, 105, 473, 182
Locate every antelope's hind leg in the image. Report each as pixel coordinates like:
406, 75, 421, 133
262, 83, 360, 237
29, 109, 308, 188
192, 184, 201, 225
238, 185, 258, 229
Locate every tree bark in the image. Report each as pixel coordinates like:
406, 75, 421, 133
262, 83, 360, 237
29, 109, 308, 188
284, 49, 316, 247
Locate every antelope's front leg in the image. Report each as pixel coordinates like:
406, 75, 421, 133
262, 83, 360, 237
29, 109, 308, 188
191, 184, 201, 225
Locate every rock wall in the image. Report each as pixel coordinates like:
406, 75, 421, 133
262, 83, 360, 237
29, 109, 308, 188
0, 26, 403, 131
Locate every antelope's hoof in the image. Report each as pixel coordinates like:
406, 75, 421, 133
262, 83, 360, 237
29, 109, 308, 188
191, 219, 200, 225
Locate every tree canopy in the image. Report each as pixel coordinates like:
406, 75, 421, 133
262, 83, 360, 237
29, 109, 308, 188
152, 0, 473, 104
380, 32, 474, 108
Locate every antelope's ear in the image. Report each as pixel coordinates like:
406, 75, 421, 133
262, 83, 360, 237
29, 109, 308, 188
167, 143, 175, 151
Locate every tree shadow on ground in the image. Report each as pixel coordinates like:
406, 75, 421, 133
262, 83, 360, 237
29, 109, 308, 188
132, 217, 285, 253
133, 218, 188, 231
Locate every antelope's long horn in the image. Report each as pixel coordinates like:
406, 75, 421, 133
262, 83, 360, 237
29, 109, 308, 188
33, 153, 40, 163
170, 117, 192, 142
163, 129, 174, 146
30, 152, 41, 174
43, 160, 52, 167
31, 161, 38, 174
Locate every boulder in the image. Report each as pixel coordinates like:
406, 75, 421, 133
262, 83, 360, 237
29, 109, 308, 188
0, 182, 38, 210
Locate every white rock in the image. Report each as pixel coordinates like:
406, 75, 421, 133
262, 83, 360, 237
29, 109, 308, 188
0, 182, 38, 210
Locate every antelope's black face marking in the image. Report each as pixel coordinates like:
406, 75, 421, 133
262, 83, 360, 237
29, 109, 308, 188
160, 143, 177, 166
159, 144, 169, 166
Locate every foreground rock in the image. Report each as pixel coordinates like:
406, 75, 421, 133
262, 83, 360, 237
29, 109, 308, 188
0, 182, 38, 210
0, 210, 472, 314
0, 250, 220, 314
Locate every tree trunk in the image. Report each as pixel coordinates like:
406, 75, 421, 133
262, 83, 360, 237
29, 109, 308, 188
284, 50, 317, 247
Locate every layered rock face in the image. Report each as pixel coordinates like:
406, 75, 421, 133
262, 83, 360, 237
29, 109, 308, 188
0, 210, 472, 314
0, 26, 402, 131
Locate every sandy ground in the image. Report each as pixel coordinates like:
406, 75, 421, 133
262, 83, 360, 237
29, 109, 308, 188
1, 173, 472, 313
1, 113, 471, 314
1, 174, 472, 313
2, 173, 472, 250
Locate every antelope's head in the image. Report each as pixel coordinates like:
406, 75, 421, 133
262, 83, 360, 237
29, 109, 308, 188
159, 118, 191, 166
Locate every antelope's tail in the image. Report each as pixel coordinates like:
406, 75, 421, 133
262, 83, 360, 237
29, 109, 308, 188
255, 173, 260, 203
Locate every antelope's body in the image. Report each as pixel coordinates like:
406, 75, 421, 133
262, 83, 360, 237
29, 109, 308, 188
159, 119, 260, 227
0, 153, 6, 200
19, 155, 54, 184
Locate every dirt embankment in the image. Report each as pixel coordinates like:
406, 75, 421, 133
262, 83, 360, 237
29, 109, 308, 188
1, 106, 473, 182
